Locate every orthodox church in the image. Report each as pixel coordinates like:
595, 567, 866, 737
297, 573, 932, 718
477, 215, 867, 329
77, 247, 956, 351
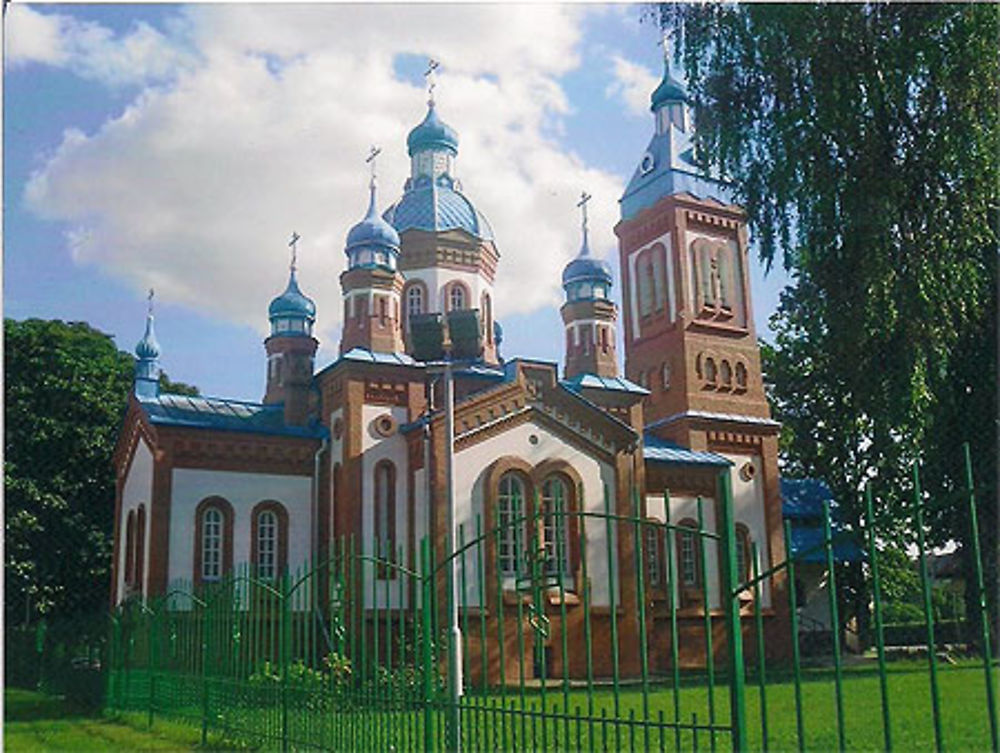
111, 61, 786, 675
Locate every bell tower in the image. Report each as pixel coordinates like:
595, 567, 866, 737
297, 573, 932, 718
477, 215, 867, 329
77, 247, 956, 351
561, 191, 618, 380
264, 233, 318, 427
616, 52, 772, 440
339, 149, 406, 355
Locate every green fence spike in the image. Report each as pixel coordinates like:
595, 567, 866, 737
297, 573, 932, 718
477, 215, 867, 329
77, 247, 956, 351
912, 464, 944, 753
822, 500, 846, 753
865, 485, 893, 752
783, 520, 806, 753
751, 542, 768, 751
718, 471, 747, 752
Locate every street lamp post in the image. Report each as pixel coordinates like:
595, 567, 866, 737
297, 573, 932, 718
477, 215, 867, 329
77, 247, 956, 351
410, 308, 484, 752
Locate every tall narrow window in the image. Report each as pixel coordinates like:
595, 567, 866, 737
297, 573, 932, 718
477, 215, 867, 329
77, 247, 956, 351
637, 251, 654, 316
449, 284, 466, 311
482, 293, 493, 343
676, 519, 702, 591
202, 507, 222, 582
407, 286, 423, 320
257, 510, 278, 580
717, 245, 733, 307
135, 505, 146, 594
734, 524, 752, 584
498, 473, 525, 576
374, 461, 396, 569
124, 510, 136, 590
541, 476, 570, 578
644, 521, 665, 590
651, 246, 665, 311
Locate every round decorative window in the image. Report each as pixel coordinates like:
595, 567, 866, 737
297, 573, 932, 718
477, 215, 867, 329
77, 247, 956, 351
640, 151, 656, 175
528, 434, 539, 446
372, 414, 397, 438
739, 462, 756, 482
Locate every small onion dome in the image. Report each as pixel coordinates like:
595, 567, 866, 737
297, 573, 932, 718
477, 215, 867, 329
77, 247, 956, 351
562, 235, 613, 289
269, 270, 317, 322
406, 102, 459, 157
650, 69, 688, 111
346, 183, 400, 254
135, 314, 161, 360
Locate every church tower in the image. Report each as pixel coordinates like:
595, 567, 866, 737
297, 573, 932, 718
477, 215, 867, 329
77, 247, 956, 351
339, 160, 406, 355
561, 192, 618, 380
385, 76, 500, 365
134, 291, 161, 398
615, 55, 772, 438
264, 237, 318, 427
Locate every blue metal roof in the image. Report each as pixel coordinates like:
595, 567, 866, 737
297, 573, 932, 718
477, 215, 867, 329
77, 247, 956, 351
789, 526, 864, 564
782, 478, 837, 519
650, 67, 689, 110
339, 348, 421, 366
346, 183, 400, 253
138, 393, 327, 439
643, 433, 731, 467
406, 102, 459, 157
268, 269, 316, 322
647, 410, 780, 431
562, 373, 649, 396
385, 178, 494, 241
562, 231, 613, 288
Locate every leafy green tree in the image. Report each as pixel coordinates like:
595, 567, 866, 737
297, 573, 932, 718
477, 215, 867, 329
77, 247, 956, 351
5, 318, 198, 626
664, 3, 998, 641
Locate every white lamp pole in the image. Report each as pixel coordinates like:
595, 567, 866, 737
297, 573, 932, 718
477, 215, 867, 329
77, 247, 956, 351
444, 358, 463, 751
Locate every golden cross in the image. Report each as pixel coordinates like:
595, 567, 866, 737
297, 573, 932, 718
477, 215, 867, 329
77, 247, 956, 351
288, 232, 301, 272
425, 58, 440, 104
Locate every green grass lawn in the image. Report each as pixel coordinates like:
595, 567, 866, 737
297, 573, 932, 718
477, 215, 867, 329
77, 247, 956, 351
3, 688, 239, 753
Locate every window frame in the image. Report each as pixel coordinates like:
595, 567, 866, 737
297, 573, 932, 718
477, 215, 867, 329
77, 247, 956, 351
193, 497, 234, 590
250, 501, 289, 581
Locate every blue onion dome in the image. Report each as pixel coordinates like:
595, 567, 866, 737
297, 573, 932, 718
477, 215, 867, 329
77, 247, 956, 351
650, 67, 688, 111
269, 269, 316, 322
135, 313, 161, 360
406, 102, 459, 157
562, 233, 613, 289
346, 183, 400, 255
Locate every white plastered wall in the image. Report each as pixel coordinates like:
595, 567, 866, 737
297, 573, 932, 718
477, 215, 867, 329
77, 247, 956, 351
453, 418, 618, 608
403, 267, 493, 315
117, 438, 154, 603
360, 404, 411, 608
645, 454, 770, 609
168, 469, 312, 585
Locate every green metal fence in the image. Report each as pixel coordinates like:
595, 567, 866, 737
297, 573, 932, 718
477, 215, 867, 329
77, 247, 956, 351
106, 444, 997, 751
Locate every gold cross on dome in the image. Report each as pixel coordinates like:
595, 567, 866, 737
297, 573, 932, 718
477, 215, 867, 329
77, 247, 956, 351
365, 145, 381, 186
147, 288, 155, 315
288, 231, 301, 272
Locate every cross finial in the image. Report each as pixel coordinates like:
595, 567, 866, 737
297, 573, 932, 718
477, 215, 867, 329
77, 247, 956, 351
147, 288, 155, 315
288, 231, 301, 273
365, 145, 382, 189
425, 58, 440, 106
577, 190, 592, 233
657, 27, 671, 64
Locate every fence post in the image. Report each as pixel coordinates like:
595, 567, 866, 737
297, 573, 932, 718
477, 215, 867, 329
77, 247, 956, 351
200, 600, 209, 746
421, 538, 435, 753
963, 443, 999, 750
281, 572, 290, 753
717, 470, 747, 751
147, 607, 155, 728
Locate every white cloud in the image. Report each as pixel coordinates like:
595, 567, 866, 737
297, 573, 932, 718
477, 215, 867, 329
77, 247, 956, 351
6, 4, 195, 86
23, 4, 625, 346
605, 54, 659, 118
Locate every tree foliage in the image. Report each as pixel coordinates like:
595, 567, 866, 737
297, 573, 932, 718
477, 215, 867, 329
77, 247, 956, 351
663, 4, 998, 634
5, 318, 198, 625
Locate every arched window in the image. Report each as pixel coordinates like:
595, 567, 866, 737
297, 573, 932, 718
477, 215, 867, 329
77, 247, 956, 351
637, 250, 654, 316
251, 502, 289, 581
697, 242, 713, 305
676, 518, 702, 592
651, 245, 665, 311
717, 245, 733, 307
448, 284, 466, 312
482, 292, 493, 343
407, 285, 423, 321
374, 461, 396, 570
720, 360, 733, 387
124, 510, 136, 590
735, 362, 748, 389
194, 497, 233, 589
704, 358, 718, 385
202, 507, 223, 582
541, 476, 571, 577
135, 505, 146, 595
644, 520, 666, 592
257, 511, 277, 579
498, 472, 526, 576
661, 362, 671, 390
378, 296, 387, 327
734, 524, 753, 584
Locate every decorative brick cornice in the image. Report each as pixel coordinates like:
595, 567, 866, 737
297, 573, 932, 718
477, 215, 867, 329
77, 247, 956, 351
158, 427, 319, 475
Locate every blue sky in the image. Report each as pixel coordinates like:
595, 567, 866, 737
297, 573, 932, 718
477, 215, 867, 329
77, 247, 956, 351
5, 3, 789, 401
